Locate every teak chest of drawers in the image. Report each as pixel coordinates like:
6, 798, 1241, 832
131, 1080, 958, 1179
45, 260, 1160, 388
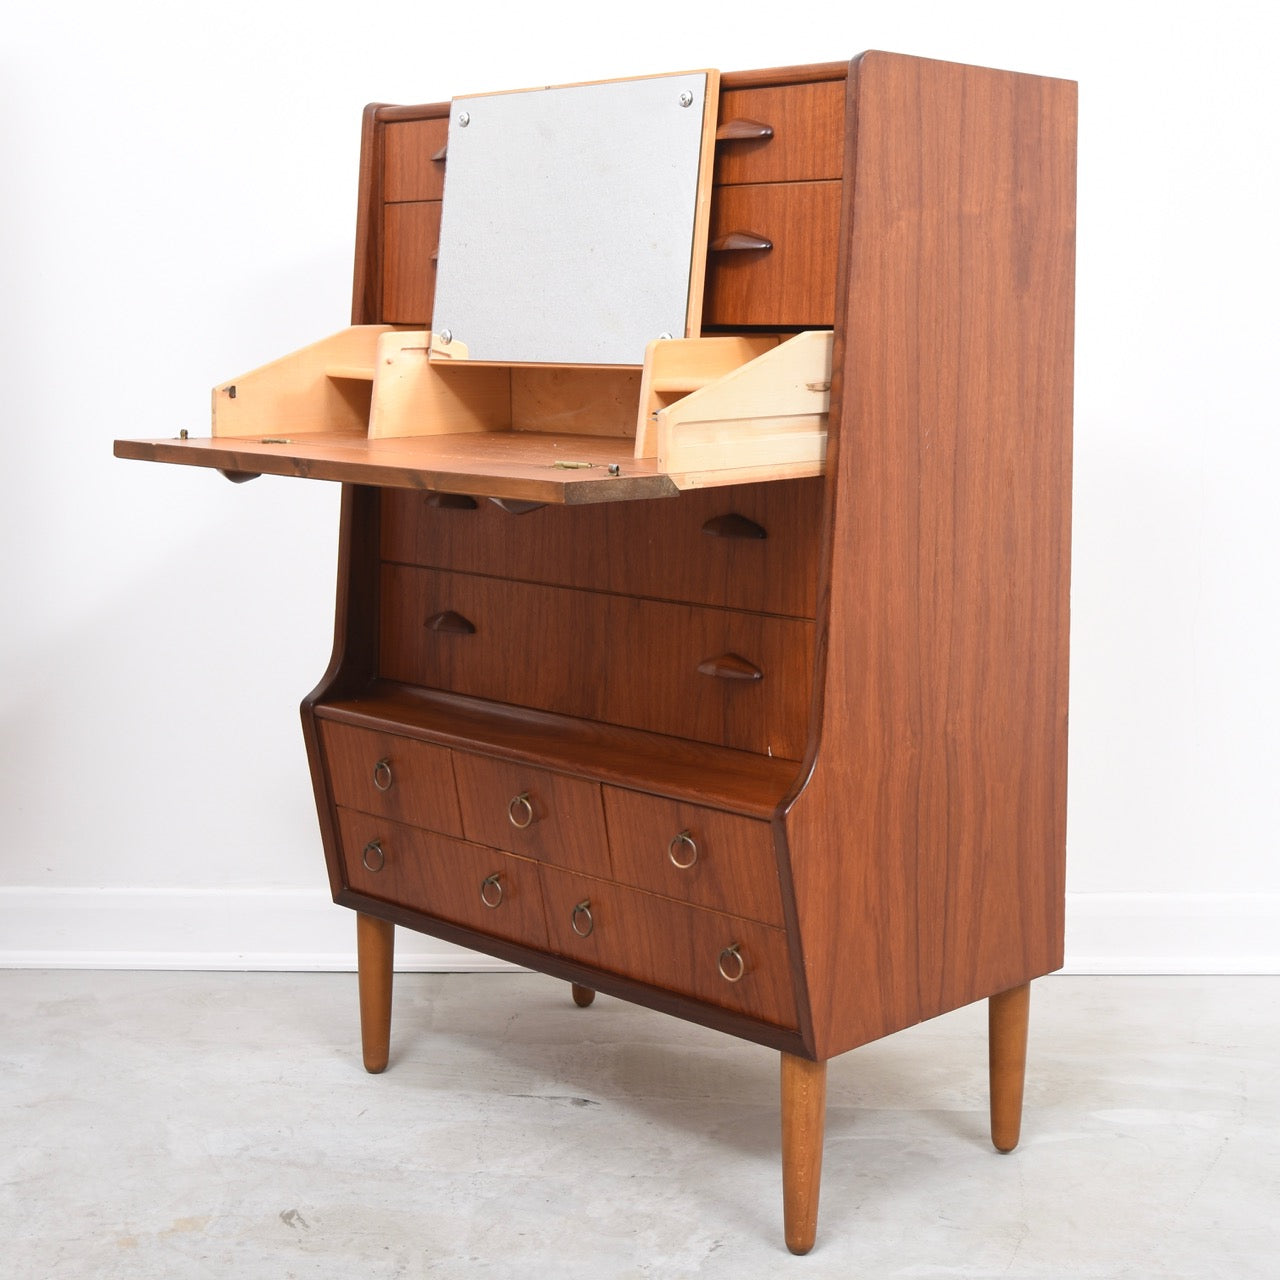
116, 53, 1076, 1253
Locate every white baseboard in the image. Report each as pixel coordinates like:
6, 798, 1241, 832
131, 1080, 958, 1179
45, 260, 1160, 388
1, 888, 1277, 973
0, 887, 518, 972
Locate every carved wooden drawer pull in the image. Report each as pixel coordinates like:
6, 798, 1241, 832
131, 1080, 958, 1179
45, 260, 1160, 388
489, 497, 546, 515
431, 143, 447, 162
710, 230, 773, 253
361, 839, 385, 873
479, 873, 504, 909
425, 491, 477, 509
508, 792, 534, 829
718, 943, 745, 983
668, 830, 698, 869
426, 610, 476, 634
697, 653, 763, 682
701, 512, 767, 540
571, 900, 594, 938
715, 118, 775, 142
372, 758, 394, 792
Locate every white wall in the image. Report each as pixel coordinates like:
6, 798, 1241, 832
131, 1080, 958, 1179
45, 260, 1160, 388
2, 1, 1277, 971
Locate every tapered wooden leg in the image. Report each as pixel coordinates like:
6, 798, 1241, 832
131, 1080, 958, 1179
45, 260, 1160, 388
356, 912, 395, 1074
570, 983, 596, 1007
989, 981, 1031, 1153
781, 1052, 827, 1255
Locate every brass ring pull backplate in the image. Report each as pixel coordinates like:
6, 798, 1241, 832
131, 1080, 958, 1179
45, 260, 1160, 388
372, 758, 393, 792
668, 830, 698, 869
717, 943, 745, 983
480, 873, 504, 909
571, 899, 594, 938
508, 792, 534, 829
362, 839, 385, 873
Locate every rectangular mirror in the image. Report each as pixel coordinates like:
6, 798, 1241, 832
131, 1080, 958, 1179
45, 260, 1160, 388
430, 71, 717, 367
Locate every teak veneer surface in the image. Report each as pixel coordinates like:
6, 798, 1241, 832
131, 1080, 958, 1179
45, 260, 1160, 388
781, 52, 1075, 1059
114, 432, 680, 504
315, 684, 801, 820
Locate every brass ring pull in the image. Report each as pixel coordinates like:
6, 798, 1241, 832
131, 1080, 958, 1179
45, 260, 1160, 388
668, 830, 698, 869
361, 840, 385, 873
717, 943, 745, 983
480, 873, 504, 909
372, 758, 393, 792
571, 900, 594, 938
508, 792, 534, 829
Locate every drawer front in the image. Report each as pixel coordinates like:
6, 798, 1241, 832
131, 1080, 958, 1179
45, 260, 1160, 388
601, 594, 812, 759
383, 117, 449, 202
379, 565, 813, 757
540, 867, 797, 1028
714, 80, 845, 186
320, 720, 462, 836
382, 200, 441, 325
380, 480, 821, 618
603, 788, 784, 926
378, 565, 605, 722
704, 180, 840, 328
339, 809, 548, 949
452, 753, 611, 878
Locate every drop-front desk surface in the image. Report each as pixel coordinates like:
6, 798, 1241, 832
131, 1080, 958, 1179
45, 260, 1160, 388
115, 53, 1076, 1256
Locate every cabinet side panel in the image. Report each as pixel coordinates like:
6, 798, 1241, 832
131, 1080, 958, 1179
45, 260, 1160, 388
785, 53, 1076, 1058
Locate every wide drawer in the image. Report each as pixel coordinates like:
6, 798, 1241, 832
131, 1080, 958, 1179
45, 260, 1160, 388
540, 866, 797, 1028
452, 752, 611, 878
603, 788, 784, 926
378, 565, 813, 757
714, 80, 845, 186
319, 720, 462, 836
338, 808, 548, 948
379, 479, 822, 618
703, 180, 840, 328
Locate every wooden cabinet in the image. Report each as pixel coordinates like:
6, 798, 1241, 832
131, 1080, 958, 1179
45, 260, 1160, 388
116, 52, 1075, 1255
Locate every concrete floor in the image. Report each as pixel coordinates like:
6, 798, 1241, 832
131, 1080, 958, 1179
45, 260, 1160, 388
1, 972, 1276, 1278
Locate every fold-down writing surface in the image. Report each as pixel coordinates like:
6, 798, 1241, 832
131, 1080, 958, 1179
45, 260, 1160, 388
431, 72, 716, 366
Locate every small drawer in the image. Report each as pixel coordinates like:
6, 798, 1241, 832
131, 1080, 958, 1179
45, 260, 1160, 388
452, 753, 611, 878
339, 809, 547, 948
704, 180, 840, 328
382, 200, 441, 325
380, 479, 822, 618
603, 789, 784, 926
714, 80, 845, 186
383, 117, 449, 202
319, 720, 462, 837
540, 867, 797, 1028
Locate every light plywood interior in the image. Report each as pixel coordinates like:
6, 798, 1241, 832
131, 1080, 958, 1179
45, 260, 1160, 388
206, 325, 830, 490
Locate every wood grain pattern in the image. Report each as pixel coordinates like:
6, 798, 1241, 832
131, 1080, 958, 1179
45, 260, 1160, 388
782, 53, 1076, 1058
320, 720, 462, 836
380, 479, 822, 617
340, 809, 549, 949
714, 81, 845, 186
351, 104, 387, 326
382, 201, 441, 325
703, 181, 840, 328
317, 685, 801, 819
539, 866, 798, 1028
989, 981, 1031, 1152
114, 431, 681, 504
603, 787, 785, 926
356, 911, 395, 1073
383, 118, 449, 202
780, 1053, 826, 1255
451, 753, 612, 878
378, 564, 814, 757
